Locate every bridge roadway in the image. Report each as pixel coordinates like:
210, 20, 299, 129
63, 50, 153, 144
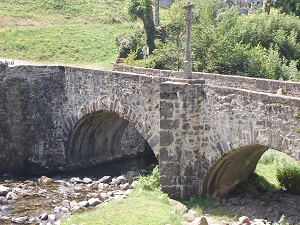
0, 63, 299, 197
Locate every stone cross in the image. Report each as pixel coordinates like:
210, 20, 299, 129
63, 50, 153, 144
182, 1, 194, 79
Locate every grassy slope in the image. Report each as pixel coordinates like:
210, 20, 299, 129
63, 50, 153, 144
0, 0, 141, 69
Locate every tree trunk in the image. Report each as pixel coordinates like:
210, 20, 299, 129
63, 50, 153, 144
141, 6, 156, 55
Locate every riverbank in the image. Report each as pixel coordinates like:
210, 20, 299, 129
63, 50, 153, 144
0, 170, 299, 225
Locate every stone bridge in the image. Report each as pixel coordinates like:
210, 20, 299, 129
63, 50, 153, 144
0, 63, 299, 198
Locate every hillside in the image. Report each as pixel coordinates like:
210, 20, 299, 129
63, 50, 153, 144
0, 0, 141, 69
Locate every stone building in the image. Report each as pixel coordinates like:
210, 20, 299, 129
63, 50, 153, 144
227, 0, 264, 8
159, 0, 174, 8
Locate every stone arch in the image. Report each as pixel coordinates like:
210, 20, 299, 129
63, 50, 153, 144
203, 145, 269, 197
202, 126, 299, 197
63, 98, 157, 170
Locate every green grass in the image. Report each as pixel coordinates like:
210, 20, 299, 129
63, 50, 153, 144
185, 197, 238, 222
255, 149, 299, 189
61, 189, 184, 225
0, 0, 141, 69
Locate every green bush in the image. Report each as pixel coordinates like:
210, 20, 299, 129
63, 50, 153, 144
136, 166, 160, 191
116, 30, 145, 59
277, 163, 300, 194
272, 215, 289, 225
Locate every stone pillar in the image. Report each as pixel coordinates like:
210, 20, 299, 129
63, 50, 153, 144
159, 81, 206, 198
155, 0, 160, 27
182, 2, 194, 79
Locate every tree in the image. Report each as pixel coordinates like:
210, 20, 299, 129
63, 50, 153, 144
127, 0, 156, 55
271, 0, 300, 16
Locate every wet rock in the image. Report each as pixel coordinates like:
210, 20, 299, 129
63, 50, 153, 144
138, 169, 147, 174
191, 216, 208, 225
124, 189, 133, 196
239, 216, 250, 224
1, 206, 9, 211
126, 170, 138, 180
61, 207, 69, 213
0, 196, 8, 204
169, 199, 188, 214
61, 200, 70, 207
88, 198, 101, 206
48, 214, 56, 222
220, 220, 230, 225
78, 200, 89, 208
253, 218, 269, 225
98, 176, 112, 184
120, 183, 131, 190
40, 212, 48, 220
83, 177, 93, 184
71, 205, 80, 212
228, 197, 240, 205
183, 210, 197, 222
100, 192, 108, 199
129, 166, 138, 171
27, 180, 36, 186
131, 180, 139, 188
0, 185, 10, 196
146, 164, 156, 170
116, 175, 128, 184
38, 176, 53, 184
12, 216, 28, 224
212, 197, 221, 207
6, 191, 20, 200
70, 177, 83, 183
69, 200, 79, 209
98, 182, 109, 191
113, 190, 125, 196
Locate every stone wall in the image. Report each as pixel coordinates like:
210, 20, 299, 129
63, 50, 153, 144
0, 65, 178, 174
159, 81, 300, 198
113, 64, 300, 97
0, 65, 66, 174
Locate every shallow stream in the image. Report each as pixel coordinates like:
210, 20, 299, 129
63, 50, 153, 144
0, 155, 158, 224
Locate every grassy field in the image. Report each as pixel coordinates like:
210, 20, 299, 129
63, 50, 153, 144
0, 0, 141, 69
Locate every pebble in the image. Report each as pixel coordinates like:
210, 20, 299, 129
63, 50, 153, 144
40, 213, 48, 220
239, 216, 250, 224
0, 185, 10, 196
98, 176, 112, 184
88, 198, 101, 206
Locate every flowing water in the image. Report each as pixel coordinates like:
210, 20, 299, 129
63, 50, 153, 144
0, 154, 158, 224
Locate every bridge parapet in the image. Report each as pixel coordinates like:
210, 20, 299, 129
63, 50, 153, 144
114, 64, 300, 97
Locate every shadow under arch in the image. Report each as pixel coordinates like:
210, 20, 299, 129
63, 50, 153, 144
65, 110, 155, 170
203, 144, 270, 197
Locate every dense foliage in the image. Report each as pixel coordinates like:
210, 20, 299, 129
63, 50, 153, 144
271, 0, 300, 16
277, 163, 300, 194
136, 166, 160, 191
125, 0, 300, 81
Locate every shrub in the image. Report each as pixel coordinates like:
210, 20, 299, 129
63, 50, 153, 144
272, 215, 289, 225
276, 163, 300, 194
116, 30, 145, 59
136, 166, 160, 191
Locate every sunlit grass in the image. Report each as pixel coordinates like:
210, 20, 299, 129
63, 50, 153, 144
61, 189, 184, 225
0, 0, 141, 69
